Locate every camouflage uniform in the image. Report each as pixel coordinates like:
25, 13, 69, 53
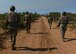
24, 14, 31, 33
48, 16, 53, 29
57, 15, 69, 41
5, 11, 20, 50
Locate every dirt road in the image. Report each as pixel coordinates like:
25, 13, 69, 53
0, 16, 76, 54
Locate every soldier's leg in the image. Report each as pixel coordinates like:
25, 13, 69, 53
27, 24, 31, 33
48, 22, 51, 29
27, 26, 30, 33
13, 30, 17, 45
24, 23, 27, 29
26, 25, 28, 33
12, 29, 17, 50
60, 28, 65, 41
61, 28, 66, 42
62, 30, 65, 39
50, 22, 52, 29
9, 29, 13, 42
25, 24, 28, 33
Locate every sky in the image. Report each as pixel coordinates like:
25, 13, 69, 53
0, 0, 76, 14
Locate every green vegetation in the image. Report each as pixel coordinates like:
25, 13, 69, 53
0, 12, 41, 28
0, 12, 76, 29
48, 12, 76, 29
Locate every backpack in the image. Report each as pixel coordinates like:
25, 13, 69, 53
6, 12, 19, 23
6, 12, 20, 29
60, 16, 69, 28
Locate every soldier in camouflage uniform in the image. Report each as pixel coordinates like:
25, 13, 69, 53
23, 12, 31, 33
57, 12, 69, 42
48, 14, 53, 29
5, 6, 20, 50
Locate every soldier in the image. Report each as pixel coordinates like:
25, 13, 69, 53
57, 11, 69, 42
23, 12, 31, 33
5, 6, 20, 50
48, 14, 53, 29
